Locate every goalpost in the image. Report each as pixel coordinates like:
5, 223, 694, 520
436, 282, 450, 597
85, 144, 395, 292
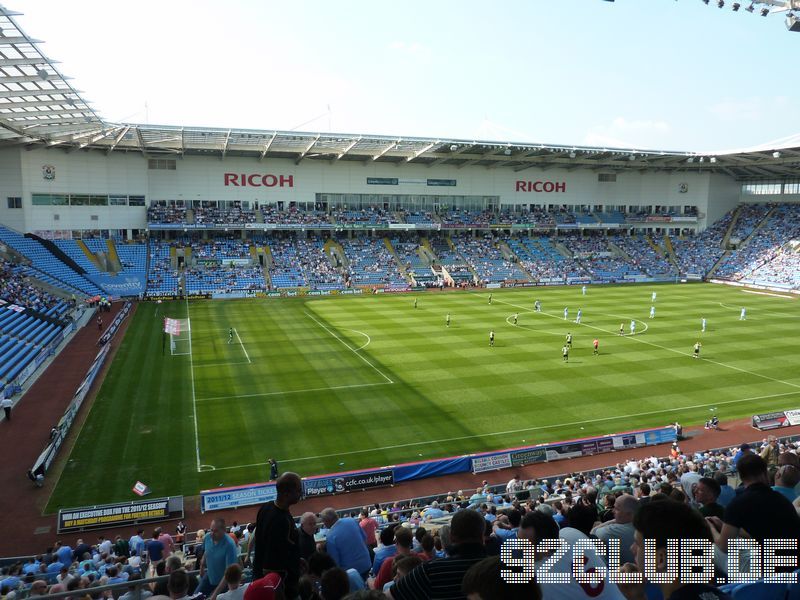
164, 317, 192, 356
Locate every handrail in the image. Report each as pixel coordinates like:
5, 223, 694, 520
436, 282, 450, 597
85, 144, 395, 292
19, 570, 200, 600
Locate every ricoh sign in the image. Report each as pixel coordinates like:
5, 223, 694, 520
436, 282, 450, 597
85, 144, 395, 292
223, 173, 294, 187
515, 180, 566, 193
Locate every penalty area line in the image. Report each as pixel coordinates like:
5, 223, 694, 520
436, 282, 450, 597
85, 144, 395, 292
205, 389, 800, 472
195, 381, 393, 403
234, 328, 251, 363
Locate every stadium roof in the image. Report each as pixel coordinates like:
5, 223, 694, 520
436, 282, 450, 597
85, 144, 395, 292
1, 5, 799, 181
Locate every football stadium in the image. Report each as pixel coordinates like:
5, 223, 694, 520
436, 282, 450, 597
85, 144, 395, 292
2, 2, 800, 599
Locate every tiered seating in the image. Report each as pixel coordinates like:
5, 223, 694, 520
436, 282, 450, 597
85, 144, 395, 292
341, 238, 406, 287
114, 241, 147, 276
193, 206, 257, 225
0, 259, 65, 313
402, 211, 434, 225
612, 235, 676, 278
560, 235, 646, 280
452, 234, 527, 283
574, 212, 597, 225
430, 237, 472, 280
0, 227, 104, 296
146, 206, 186, 223
716, 204, 800, 282
268, 238, 308, 288
672, 210, 733, 276
333, 208, 397, 226
553, 209, 577, 225
261, 206, 330, 227
54, 240, 103, 275
185, 265, 265, 295
439, 209, 492, 227
296, 239, 345, 291
746, 246, 800, 288
0, 305, 64, 390
145, 241, 179, 296
595, 211, 626, 224
728, 203, 772, 241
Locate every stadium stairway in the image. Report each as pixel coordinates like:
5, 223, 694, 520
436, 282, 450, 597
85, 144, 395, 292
608, 239, 632, 261
552, 238, 573, 259
186, 209, 195, 224
645, 234, 663, 255
721, 205, 743, 249
497, 239, 534, 281
662, 234, 680, 270
255, 209, 264, 223
76, 239, 104, 272
382, 238, 414, 284
105, 239, 122, 273
325, 238, 348, 268
739, 204, 778, 247
708, 205, 778, 278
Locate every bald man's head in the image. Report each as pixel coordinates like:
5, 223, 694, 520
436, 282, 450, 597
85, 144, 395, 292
275, 472, 303, 507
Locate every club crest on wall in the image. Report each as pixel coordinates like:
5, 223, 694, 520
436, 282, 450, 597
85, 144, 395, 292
42, 165, 56, 180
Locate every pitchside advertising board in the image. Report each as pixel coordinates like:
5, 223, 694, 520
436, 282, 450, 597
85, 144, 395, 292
752, 409, 800, 431
302, 469, 395, 498
57, 497, 184, 533
200, 482, 277, 513
471, 428, 674, 474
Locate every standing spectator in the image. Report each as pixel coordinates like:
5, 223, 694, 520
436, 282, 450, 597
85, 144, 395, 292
761, 436, 780, 475
129, 530, 146, 557
714, 472, 735, 508
268, 458, 279, 481
320, 508, 372, 580
1, 397, 12, 421
145, 531, 165, 568
253, 472, 303, 599
197, 518, 238, 596
389, 509, 487, 600
175, 521, 187, 545
359, 510, 379, 556
54, 541, 72, 568
157, 527, 175, 558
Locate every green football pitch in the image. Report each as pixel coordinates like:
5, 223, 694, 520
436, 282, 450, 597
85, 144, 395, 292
47, 283, 800, 511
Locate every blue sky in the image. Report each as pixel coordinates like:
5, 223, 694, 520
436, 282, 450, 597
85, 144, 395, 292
15, 0, 800, 153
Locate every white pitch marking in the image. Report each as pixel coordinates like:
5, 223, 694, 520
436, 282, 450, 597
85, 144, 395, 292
185, 296, 201, 473
493, 295, 800, 390
305, 311, 393, 383
199, 361, 253, 368
345, 329, 372, 352
196, 381, 393, 403
204, 389, 800, 472
234, 328, 251, 363
741, 290, 795, 299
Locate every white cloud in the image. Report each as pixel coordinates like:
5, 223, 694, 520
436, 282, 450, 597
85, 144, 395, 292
708, 96, 791, 123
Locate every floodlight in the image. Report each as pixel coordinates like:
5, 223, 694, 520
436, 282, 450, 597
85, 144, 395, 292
745, 2, 755, 11
732, 2, 740, 10
687, 157, 695, 163
569, 151, 576, 158
629, 154, 636, 161
450, 144, 458, 151
717, 0, 724, 8
503, 148, 512, 156
710, 157, 717, 163
773, 151, 782, 158
702, 0, 710, 4
36, 67, 48, 80
699, 156, 705, 163
787, 13, 800, 31
761, 7, 770, 15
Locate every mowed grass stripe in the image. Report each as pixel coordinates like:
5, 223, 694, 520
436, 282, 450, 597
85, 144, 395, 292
47, 284, 800, 508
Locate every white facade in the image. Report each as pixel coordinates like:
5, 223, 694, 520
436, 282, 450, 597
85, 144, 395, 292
0, 146, 750, 234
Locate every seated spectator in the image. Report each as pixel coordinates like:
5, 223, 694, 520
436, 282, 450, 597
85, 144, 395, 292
388, 509, 487, 600
461, 555, 541, 600
694, 477, 724, 519
591, 494, 637, 564
772, 464, 800, 503
212, 564, 249, 600
626, 500, 729, 600
372, 528, 416, 591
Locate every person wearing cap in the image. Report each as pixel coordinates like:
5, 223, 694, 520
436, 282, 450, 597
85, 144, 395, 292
197, 518, 238, 597
253, 473, 303, 599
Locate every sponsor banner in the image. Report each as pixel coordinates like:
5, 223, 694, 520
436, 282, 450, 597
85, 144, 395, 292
339, 289, 363, 295
752, 411, 790, 431
58, 498, 172, 533
302, 469, 394, 498
671, 216, 698, 222
546, 442, 583, 460
200, 482, 277, 512
510, 448, 547, 467
211, 292, 247, 300
785, 410, 800, 426
612, 433, 645, 449
367, 177, 398, 185
646, 216, 672, 223
486, 283, 502, 289
98, 301, 132, 346
147, 295, 179, 301
427, 179, 456, 187
471, 453, 512, 474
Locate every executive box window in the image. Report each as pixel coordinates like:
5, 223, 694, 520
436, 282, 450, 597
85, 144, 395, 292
6, 197, 21, 209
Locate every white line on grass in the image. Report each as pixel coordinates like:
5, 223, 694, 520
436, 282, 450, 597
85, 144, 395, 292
346, 329, 371, 351
185, 296, 201, 472
741, 290, 795, 299
491, 296, 800, 391
199, 361, 253, 368
234, 328, 251, 363
205, 389, 800, 472
304, 311, 393, 384
196, 381, 392, 403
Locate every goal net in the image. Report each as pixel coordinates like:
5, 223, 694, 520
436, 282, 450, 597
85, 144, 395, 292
164, 317, 191, 356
